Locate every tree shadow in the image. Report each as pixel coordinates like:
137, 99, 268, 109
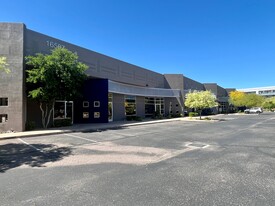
0, 143, 72, 173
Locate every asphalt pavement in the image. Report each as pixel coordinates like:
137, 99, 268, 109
0, 115, 220, 140
1, 113, 275, 205
0, 117, 188, 140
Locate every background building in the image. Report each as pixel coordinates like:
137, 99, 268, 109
238, 86, 275, 97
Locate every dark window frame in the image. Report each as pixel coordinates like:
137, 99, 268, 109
0, 98, 8, 106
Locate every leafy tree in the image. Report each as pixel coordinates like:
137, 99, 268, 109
243, 93, 264, 108
229, 91, 246, 107
184, 90, 217, 119
262, 97, 275, 111
229, 91, 265, 110
0, 56, 10, 74
26, 47, 88, 128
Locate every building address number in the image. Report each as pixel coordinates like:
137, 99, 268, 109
46, 40, 65, 48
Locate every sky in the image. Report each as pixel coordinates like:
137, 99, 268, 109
1, 0, 275, 89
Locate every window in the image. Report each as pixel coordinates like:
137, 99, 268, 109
145, 97, 155, 117
53, 101, 74, 124
54, 101, 65, 119
83, 101, 89, 108
259, 90, 272, 94
0, 114, 8, 123
155, 98, 164, 115
0, 98, 8, 106
125, 95, 136, 116
83, 112, 89, 119
145, 97, 164, 117
94, 101, 100, 107
218, 102, 227, 113
94, 112, 100, 118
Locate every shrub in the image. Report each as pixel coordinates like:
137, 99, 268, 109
189, 112, 198, 117
53, 118, 72, 127
152, 111, 163, 119
172, 113, 182, 118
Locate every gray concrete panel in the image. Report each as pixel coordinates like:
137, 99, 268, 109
204, 83, 229, 101
0, 23, 25, 132
183, 76, 205, 91
217, 85, 228, 98
112, 93, 125, 121
164, 74, 185, 114
136, 96, 145, 118
25, 29, 165, 88
204, 83, 218, 95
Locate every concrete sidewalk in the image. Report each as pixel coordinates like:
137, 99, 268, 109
0, 117, 188, 140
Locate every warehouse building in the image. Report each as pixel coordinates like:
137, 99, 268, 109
0, 23, 231, 132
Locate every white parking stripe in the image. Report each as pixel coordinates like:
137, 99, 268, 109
64, 133, 98, 143
17, 138, 44, 153
185, 142, 210, 149
202, 144, 210, 149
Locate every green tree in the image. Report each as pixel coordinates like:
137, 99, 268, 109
184, 90, 217, 119
262, 97, 275, 111
243, 93, 264, 108
229, 91, 264, 109
0, 56, 10, 74
26, 47, 88, 128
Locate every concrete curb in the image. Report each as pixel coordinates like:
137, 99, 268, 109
0, 118, 185, 140
0, 115, 226, 140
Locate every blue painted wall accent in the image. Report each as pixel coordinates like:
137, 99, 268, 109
74, 79, 108, 123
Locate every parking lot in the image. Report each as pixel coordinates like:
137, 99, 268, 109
0, 120, 212, 169
1, 113, 275, 205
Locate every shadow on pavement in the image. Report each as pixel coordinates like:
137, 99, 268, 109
0, 143, 72, 173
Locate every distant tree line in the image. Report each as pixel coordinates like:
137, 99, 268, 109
229, 91, 275, 111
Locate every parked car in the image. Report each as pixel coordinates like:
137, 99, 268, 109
244, 107, 263, 114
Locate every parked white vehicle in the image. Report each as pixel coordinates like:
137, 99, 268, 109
244, 107, 263, 114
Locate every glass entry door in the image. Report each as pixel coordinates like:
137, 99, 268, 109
145, 97, 164, 117
54, 101, 74, 124
155, 104, 162, 114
